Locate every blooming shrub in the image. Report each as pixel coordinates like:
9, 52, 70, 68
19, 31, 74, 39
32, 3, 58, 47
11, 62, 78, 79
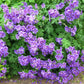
0, 0, 84, 84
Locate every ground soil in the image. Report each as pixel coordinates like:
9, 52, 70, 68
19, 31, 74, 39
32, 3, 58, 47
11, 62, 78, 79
0, 72, 84, 84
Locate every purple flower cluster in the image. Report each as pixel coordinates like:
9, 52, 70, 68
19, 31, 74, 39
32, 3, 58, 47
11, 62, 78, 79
0, 39, 8, 78
18, 55, 30, 66
55, 47, 64, 61
48, 9, 59, 18
0, 39, 9, 57
1, 2, 84, 84
65, 46, 80, 61
18, 70, 37, 79
56, 2, 65, 10
64, 0, 81, 23
65, 26, 77, 36
1, 4, 38, 37
14, 46, 24, 55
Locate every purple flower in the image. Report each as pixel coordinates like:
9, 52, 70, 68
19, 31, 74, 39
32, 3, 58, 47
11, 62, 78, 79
48, 9, 59, 18
59, 71, 69, 78
67, 46, 75, 52
59, 2, 65, 9
59, 14, 65, 20
80, 55, 84, 62
74, 9, 81, 19
48, 42, 55, 54
42, 16, 45, 20
65, 26, 71, 32
72, 68, 79, 76
41, 3, 45, 8
56, 38, 62, 45
0, 26, 2, 30
78, 66, 84, 72
55, 54, 63, 61
2, 60, 7, 65
0, 73, 5, 77
28, 70, 37, 79
0, 31, 6, 38
56, 2, 65, 10
55, 4, 60, 10
35, 4, 38, 9
18, 55, 30, 66
1, 67, 7, 73
81, 50, 84, 55
18, 71, 28, 78
60, 62, 66, 68
16, 34, 20, 40
55, 47, 62, 54
14, 47, 24, 55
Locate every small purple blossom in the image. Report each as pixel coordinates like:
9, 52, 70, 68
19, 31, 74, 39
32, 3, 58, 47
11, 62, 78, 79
1, 67, 7, 73
41, 3, 45, 8
0, 26, 2, 30
80, 55, 84, 62
42, 16, 45, 20
35, 4, 38, 9
81, 50, 84, 55
56, 38, 63, 45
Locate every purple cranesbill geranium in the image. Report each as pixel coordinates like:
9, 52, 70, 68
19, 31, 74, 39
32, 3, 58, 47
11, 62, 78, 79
55, 38, 63, 45
70, 61, 80, 67
72, 68, 79, 76
60, 62, 66, 68
80, 55, 84, 62
1, 67, 7, 73
48, 42, 55, 54
56, 2, 65, 10
18, 71, 29, 78
48, 9, 59, 18
77, 66, 84, 72
0, 31, 6, 38
0, 73, 5, 77
18, 55, 30, 66
59, 14, 65, 20
69, 0, 79, 8
28, 70, 37, 79
81, 50, 84, 55
35, 3, 38, 9
0, 39, 6, 46
55, 47, 62, 54
74, 9, 81, 19
0, 26, 2, 30
41, 3, 45, 8
65, 26, 71, 32
14, 46, 24, 55
55, 54, 64, 61
42, 16, 45, 20
16, 34, 20, 40
59, 71, 69, 78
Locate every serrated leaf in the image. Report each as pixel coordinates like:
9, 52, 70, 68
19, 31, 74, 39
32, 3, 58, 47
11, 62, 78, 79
62, 38, 71, 48
45, 22, 53, 34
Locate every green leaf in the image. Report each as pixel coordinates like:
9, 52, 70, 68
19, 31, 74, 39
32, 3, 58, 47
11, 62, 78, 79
36, 29, 44, 37
62, 38, 71, 48
45, 22, 53, 34
5, 0, 11, 5
29, 0, 35, 3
